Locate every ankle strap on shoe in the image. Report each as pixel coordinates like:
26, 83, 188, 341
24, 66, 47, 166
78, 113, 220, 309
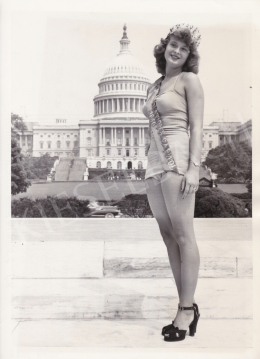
178, 305, 194, 311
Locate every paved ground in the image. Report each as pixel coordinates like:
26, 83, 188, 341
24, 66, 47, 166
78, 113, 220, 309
12, 318, 252, 350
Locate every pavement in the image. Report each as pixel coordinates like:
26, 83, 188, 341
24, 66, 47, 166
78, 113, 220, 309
12, 318, 252, 350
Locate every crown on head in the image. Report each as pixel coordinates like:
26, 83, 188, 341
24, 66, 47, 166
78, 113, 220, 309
166, 23, 201, 49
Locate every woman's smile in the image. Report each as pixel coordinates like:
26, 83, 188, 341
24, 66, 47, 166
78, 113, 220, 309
170, 53, 180, 60
164, 35, 190, 69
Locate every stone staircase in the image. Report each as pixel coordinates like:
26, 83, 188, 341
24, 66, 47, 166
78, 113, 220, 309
68, 158, 86, 181
11, 218, 252, 321
54, 157, 72, 181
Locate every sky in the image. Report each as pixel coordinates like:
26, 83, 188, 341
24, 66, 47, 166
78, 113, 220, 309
11, 11, 252, 126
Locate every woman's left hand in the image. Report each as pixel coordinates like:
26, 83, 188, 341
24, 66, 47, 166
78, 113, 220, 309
181, 168, 199, 199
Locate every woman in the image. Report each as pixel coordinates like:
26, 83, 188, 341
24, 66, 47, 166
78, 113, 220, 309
142, 23, 204, 342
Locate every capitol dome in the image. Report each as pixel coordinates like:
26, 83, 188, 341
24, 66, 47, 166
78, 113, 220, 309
93, 24, 151, 119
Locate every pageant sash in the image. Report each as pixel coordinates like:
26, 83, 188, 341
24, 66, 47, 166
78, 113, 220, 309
146, 77, 179, 174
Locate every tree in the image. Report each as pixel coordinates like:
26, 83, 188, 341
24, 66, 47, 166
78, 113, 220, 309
24, 153, 57, 179
11, 137, 31, 195
204, 141, 252, 182
194, 187, 247, 218
11, 113, 27, 141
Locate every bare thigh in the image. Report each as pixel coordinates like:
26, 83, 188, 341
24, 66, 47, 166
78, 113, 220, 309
160, 172, 196, 243
145, 174, 176, 240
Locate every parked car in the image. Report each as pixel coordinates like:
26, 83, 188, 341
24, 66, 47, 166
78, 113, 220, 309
85, 201, 122, 218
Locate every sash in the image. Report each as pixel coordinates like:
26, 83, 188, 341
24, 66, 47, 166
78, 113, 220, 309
146, 77, 179, 174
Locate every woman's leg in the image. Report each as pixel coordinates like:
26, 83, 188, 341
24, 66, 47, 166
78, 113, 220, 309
145, 176, 182, 300
160, 171, 200, 330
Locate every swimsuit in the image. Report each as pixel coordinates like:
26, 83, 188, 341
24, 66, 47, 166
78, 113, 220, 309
142, 73, 189, 180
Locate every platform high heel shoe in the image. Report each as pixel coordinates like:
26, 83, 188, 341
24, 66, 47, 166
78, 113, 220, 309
161, 303, 199, 336
163, 305, 200, 342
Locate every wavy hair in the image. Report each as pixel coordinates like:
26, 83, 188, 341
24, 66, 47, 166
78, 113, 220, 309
154, 28, 200, 75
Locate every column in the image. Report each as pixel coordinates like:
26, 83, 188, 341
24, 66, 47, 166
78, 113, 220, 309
99, 126, 102, 144
102, 127, 105, 145
117, 99, 120, 112
115, 127, 117, 145
111, 127, 114, 145
122, 127, 125, 146
142, 127, 145, 145
131, 127, 133, 146
138, 99, 141, 112
112, 98, 114, 112
122, 98, 125, 112
139, 127, 141, 145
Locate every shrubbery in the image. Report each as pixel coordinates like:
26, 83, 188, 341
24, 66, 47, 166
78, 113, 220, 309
11, 187, 250, 218
116, 194, 153, 218
194, 187, 248, 218
11, 196, 91, 218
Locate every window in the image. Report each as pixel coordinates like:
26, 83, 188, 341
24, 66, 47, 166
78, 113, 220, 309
40, 135, 43, 137
66, 141, 70, 148
120, 84, 123, 89
74, 141, 78, 147
67, 135, 70, 138
116, 84, 118, 90
126, 139, 130, 146
125, 83, 127, 89
47, 141, 51, 149
126, 130, 129, 134
138, 161, 143, 169
117, 161, 122, 169
209, 134, 212, 137
134, 149, 138, 155
88, 130, 91, 134
126, 149, 130, 156
57, 141, 61, 149
209, 141, 212, 149
134, 84, 136, 90
107, 161, 112, 169
134, 138, 138, 145
107, 149, 110, 155
48, 135, 51, 137
96, 161, 101, 168
58, 135, 60, 138
118, 149, 121, 155
88, 150, 91, 156
87, 137, 91, 145
75, 134, 77, 137
40, 142, 43, 149
117, 138, 122, 145
106, 139, 110, 146
202, 142, 205, 148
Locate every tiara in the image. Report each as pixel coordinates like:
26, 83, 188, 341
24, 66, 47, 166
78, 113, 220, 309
166, 23, 201, 49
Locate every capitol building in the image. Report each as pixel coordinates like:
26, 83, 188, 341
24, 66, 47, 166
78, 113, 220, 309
16, 25, 252, 178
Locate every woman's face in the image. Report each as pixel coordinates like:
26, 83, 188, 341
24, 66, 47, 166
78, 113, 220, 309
164, 35, 190, 69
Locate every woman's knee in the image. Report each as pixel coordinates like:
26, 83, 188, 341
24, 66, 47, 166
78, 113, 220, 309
159, 226, 178, 247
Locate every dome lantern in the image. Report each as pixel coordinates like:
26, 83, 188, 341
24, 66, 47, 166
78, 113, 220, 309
119, 24, 130, 53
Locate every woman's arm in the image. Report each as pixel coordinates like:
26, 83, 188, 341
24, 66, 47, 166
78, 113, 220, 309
181, 72, 204, 199
145, 86, 152, 155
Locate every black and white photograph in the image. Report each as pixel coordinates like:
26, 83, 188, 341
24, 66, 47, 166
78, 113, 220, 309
1, 0, 260, 358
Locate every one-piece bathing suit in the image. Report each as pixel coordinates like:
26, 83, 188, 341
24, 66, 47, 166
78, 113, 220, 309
142, 72, 190, 181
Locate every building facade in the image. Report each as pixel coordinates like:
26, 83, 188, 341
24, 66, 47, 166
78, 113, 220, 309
14, 25, 252, 169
